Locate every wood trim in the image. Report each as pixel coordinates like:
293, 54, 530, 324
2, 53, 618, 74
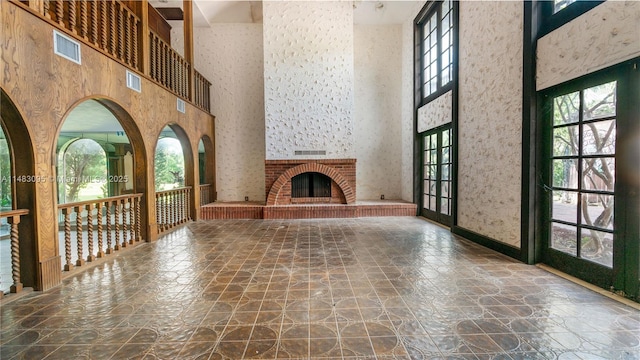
452, 226, 522, 261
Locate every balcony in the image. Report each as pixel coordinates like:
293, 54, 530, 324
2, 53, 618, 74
13, 0, 211, 112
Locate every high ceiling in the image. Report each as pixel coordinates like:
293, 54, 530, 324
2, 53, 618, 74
149, 0, 420, 26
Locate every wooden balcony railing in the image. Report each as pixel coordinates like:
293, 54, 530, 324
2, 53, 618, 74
57, 194, 143, 272
156, 187, 192, 234
200, 184, 212, 205
0, 209, 29, 296
150, 30, 190, 100
15, 0, 211, 112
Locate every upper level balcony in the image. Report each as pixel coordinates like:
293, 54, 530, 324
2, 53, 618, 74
13, 0, 211, 112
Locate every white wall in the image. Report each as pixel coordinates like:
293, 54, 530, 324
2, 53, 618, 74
457, 1, 523, 247
400, 1, 426, 202
263, 1, 355, 160
184, 24, 266, 202
354, 25, 402, 200
417, 90, 452, 133
537, 0, 640, 90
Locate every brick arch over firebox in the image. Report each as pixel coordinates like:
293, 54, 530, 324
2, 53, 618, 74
266, 163, 356, 206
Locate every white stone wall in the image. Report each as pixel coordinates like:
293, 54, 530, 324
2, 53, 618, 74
400, 1, 427, 202
537, 0, 640, 91
263, 1, 355, 160
188, 24, 266, 202
354, 25, 403, 200
417, 90, 452, 133
457, 1, 523, 247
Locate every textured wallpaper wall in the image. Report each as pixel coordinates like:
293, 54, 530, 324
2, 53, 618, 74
182, 24, 266, 202
417, 90, 452, 133
354, 25, 403, 200
263, 1, 355, 160
457, 1, 523, 248
400, 1, 427, 202
537, 0, 640, 91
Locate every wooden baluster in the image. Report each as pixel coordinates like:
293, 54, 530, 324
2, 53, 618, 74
182, 189, 187, 223
150, 34, 156, 80
109, 0, 116, 56
170, 191, 175, 228
86, 204, 95, 261
114, 199, 121, 250
128, 198, 135, 245
135, 196, 141, 241
163, 193, 168, 230
163, 44, 168, 87
55, 0, 64, 26
8, 215, 23, 293
75, 206, 84, 266
79, 0, 88, 39
68, 0, 77, 34
90, 0, 98, 44
178, 189, 183, 224
132, 16, 138, 70
124, 12, 131, 66
43, 0, 51, 19
121, 198, 128, 248
62, 208, 73, 271
97, 202, 105, 258
118, 4, 124, 61
106, 200, 113, 254
187, 188, 191, 220
101, 1, 108, 51
155, 193, 160, 233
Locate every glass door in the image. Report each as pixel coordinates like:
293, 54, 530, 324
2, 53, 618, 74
422, 125, 452, 226
541, 60, 639, 299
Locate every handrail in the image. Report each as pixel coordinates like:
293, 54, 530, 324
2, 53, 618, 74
0, 209, 29, 295
156, 186, 193, 197
57, 193, 142, 210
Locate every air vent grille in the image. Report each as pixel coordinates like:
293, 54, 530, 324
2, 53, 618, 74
177, 98, 186, 113
53, 30, 81, 64
294, 150, 326, 156
126, 70, 141, 92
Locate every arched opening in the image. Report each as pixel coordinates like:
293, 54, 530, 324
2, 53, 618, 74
198, 135, 215, 205
1, 89, 37, 292
54, 98, 148, 272
154, 124, 195, 233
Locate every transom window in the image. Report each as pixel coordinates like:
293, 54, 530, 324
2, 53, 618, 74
419, 0, 454, 99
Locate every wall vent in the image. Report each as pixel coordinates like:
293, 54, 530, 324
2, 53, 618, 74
177, 98, 186, 113
295, 150, 326, 156
53, 30, 81, 64
126, 70, 141, 92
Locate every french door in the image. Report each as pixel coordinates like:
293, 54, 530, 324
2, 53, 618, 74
422, 124, 452, 226
541, 60, 639, 299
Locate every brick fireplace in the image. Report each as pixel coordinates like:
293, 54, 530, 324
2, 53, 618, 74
265, 159, 356, 205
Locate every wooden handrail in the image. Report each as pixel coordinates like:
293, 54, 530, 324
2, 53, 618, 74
155, 186, 192, 197
0, 209, 30, 218
57, 193, 142, 210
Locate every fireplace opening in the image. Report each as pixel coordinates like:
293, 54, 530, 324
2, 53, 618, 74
291, 172, 331, 198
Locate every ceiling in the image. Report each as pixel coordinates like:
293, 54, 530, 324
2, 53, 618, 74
150, 0, 420, 26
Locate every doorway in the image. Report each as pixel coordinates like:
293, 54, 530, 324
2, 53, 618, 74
421, 124, 453, 226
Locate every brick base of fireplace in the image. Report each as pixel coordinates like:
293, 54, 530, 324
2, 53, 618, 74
265, 159, 356, 206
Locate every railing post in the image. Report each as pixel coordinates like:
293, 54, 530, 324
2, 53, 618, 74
121, 198, 129, 248
86, 203, 95, 262
138, 0, 150, 75
106, 199, 113, 254
97, 202, 105, 258
68, 0, 77, 34
8, 215, 23, 293
135, 196, 142, 242
75, 206, 84, 266
79, 0, 88, 40
55, 0, 64, 26
114, 199, 121, 250
62, 208, 73, 271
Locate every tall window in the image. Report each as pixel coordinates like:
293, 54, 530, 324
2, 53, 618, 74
419, 0, 454, 99
553, 0, 578, 13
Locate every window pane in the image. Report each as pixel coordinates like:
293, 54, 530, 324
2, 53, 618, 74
552, 159, 578, 189
552, 190, 578, 224
553, 125, 579, 157
553, 91, 579, 125
441, 164, 450, 180
441, 181, 449, 197
442, 67, 450, 85
581, 194, 614, 231
429, 195, 437, 210
554, 0, 577, 13
441, 198, 450, 215
442, 147, 450, 163
582, 158, 615, 192
551, 222, 577, 256
580, 229, 613, 267
583, 81, 616, 120
582, 120, 616, 155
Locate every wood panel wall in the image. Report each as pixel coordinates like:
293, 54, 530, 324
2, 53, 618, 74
0, 2, 214, 290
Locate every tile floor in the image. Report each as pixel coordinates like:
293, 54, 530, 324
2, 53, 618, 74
1, 217, 639, 359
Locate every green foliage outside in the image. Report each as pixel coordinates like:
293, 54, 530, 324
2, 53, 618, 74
154, 138, 184, 191
0, 136, 11, 209
62, 139, 107, 203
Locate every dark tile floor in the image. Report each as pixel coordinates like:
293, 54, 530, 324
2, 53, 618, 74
1, 217, 639, 359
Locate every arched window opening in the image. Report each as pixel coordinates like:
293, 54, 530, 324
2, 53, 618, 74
154, 126, 185, 191
59, 139, 107, 203
0, 124, 11, 210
